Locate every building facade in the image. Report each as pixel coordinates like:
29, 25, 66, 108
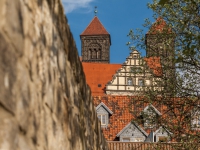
81, 16, 200, 143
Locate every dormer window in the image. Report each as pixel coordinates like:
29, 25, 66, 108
97, 114, 106, 125
154, 127, 172, 142
142, 104, 161, 129
96, 102, 113, 127
191, 106, 200, 129
116, 122, 148, 142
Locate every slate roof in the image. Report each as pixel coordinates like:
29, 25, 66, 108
82, 62, 121, 96
80, 16, 110, 36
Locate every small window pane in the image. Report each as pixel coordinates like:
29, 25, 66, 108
101, 115, 106, 125
97, 115, 101, 121
138, 79, 144, 86
127, 78, 133, 85
123, 138, 130, 142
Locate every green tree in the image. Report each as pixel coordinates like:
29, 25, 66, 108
127, 0, 200, 146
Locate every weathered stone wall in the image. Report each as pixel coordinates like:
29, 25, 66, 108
0, 0, 108, 150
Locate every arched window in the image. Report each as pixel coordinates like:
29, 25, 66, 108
92, 49, 97, 59
97, 49, 101, 59
127, 78, 133, 85
88, 49, 91, 59
88, 43, 101, 60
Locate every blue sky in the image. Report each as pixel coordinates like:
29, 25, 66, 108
61, 0, 154, 64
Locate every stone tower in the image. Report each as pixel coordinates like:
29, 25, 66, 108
145, 18, 176, 93
80, 16, 111, 63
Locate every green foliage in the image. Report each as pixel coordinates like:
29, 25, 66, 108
127, 0, 200, 145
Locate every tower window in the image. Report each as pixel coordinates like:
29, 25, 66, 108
88, 49, 91, 59
92, 49, 97, 59
97, 49, 101, 59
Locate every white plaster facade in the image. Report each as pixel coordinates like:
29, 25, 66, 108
106, 50, 163, 95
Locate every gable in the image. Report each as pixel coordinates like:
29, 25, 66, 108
96, 106, 109, 114
105, 50, 163, 95
154, 127, 172, 136
143, 104, 162, 116
96, 102, 113, 115
117, 122, 148, 137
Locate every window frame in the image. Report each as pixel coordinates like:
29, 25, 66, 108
127, 78, 133, 86
138, 79, 144, 87
122, 138, 130, 142
97, 114, 107, 125
191, 111, 200, 129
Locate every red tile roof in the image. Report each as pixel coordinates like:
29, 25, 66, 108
147, 17, 171, 34
144, 57, 162, 77
93, 96, 168, 141
93, 96, 200, 141
80, 16, 110, 35
82, 62, 121, 96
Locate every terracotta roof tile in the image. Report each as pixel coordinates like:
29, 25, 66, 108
80, 16, 110, 35
93, 96, 200, 141
82, 62, 121, 96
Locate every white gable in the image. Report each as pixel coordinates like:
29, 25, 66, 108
106, 50, 163, 95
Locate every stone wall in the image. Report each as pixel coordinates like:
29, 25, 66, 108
0, 0, 108, 150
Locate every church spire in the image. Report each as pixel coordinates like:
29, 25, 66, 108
94, 6, 98, 16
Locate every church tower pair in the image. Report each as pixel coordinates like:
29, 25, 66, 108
80, 17, 175, 92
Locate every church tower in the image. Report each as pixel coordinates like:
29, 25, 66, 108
80, 16, 111, 63
145, 18, 176, 93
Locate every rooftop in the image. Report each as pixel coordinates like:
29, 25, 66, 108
80, 16, 110, 36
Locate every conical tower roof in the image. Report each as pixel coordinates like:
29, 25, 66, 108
81, 16, 110, 36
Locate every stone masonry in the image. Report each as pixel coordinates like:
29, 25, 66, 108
0, 0, 108, 150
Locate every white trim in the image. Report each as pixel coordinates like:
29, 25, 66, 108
96, 102, 113, 115
143, 104, 162, 116
116, 122, 148, 137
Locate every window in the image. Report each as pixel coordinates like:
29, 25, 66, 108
122, 138, 130, 142
143, 107, 158, 128
88, 49, 91, 59
92, 49, 97, 59
133, 55, 137, 58
158, 136, 168, 142
97, 49, 101, 59
138, 79, 144, 86
133, 138, 143, 142
127, 78, 133, 85
130, 67, 142, 74
192, 112, 200, 128
97, 114, 106, 125
96, 102, 113, 127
